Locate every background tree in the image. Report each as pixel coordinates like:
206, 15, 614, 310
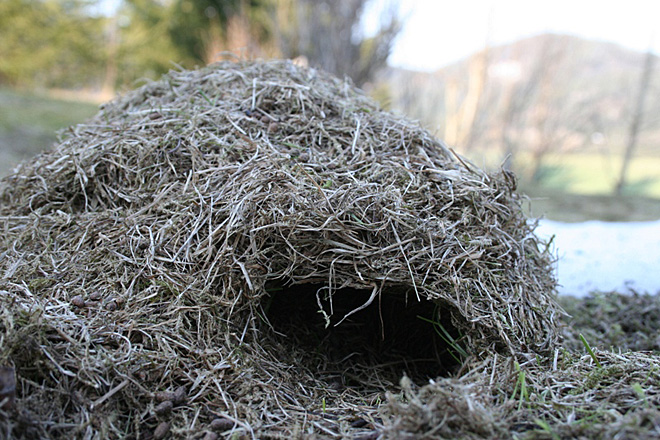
444, 49, 488, 149
0, 0, 399, 92
167, 0, 274, 65
471, 35, 600, 182
112, 0, 181, 89
614, 47, 656, 195
273, 0, 400, 86
0, 0, 105, 88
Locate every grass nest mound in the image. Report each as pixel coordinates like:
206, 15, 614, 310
0, 60, 558, 439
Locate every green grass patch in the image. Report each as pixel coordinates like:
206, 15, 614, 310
521, 185, 660, 221
463, 148, 660, 221
468, 149, 660, 198
535, 152, 660, 198
0, 87, 98, 176
0, 88, 99, 133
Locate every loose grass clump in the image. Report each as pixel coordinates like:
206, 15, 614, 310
0, 60, 559, 438
384, 345, 660, 439
560, 290, 660, 352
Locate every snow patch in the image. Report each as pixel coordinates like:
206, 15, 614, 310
535, 220, 660, 296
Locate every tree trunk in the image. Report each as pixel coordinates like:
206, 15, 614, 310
614, 48, 655, 195
102, 14, 119, 100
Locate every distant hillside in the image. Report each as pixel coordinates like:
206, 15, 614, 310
377, 33, 660, 168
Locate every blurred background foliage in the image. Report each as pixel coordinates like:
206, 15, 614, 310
0, 0, 659, 220
0, 0, 106, 88
0, 0, 398, 90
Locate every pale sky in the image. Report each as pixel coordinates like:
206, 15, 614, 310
381, 0, 659, 71
99, 0, 658, 72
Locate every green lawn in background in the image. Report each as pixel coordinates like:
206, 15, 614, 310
467, 149, 660, 221
520, 185, 660, 222
516, 152, 660, 221
536, 152, 660, 198
0, 87, 99, 175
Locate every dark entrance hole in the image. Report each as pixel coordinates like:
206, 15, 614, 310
263, 282, 465, 387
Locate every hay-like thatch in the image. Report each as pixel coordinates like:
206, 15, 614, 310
0, 60, 559, 439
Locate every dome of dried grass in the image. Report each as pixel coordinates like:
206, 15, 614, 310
0, 60, 559, 438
